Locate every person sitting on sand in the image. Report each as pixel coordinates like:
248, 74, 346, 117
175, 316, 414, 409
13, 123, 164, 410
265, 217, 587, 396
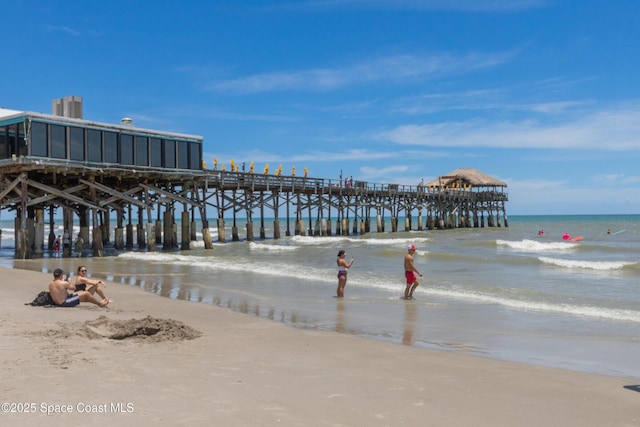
74, 265, 112, 304
48, 268, 108, 307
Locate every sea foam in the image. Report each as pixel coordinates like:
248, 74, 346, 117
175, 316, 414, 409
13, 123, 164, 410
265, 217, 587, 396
497, 239, 576, 252
538, 256, 634, 271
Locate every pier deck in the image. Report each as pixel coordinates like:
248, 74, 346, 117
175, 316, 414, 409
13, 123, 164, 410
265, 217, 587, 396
1, 157, 508, 259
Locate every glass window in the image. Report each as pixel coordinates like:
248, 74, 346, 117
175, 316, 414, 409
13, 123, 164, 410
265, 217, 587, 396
150, 138, 162, 167
69, 126, 84, 161
134, 135, 148, 166
7, 124, 17, 157
51, 124, 66, 159
30, 122, 48, 157
120, 134, 133, 165
189, 142, 201, 170
0, 126, 7, 159
17, 122, 27, 157
177, 140, 189, 169
104, 131, 118, 163
87, 129, 102, 162
163, 139, 176, 168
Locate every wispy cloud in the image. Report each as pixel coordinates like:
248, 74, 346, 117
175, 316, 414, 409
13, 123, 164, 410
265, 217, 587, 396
207, 52, 514, 94
593, 174, 640, 186
360, 164, 409, 178
376, 102, 640, 151
208, 148, 395, 165
392, 88, 591, 116
44, 24, 81, 36
267, 0, 549, 13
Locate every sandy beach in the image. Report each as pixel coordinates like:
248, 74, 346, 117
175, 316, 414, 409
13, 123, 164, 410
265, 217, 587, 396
1, 266, 638, 426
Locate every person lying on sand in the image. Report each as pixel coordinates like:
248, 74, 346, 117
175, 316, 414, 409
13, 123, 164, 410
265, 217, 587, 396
48, 268, 108, 308
74, 265, 113, 304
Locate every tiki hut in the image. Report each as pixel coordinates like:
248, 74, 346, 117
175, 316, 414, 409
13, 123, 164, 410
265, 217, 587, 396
426, 168, 507, 191
423, 168, 508, 229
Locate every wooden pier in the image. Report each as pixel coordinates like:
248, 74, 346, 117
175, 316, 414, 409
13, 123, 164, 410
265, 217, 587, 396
0, 103, 508, 259
0, 157, 508, 259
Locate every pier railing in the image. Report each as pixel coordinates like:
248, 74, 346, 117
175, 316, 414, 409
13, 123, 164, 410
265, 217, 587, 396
206, 170, 508, 201
0, 157, 508, 202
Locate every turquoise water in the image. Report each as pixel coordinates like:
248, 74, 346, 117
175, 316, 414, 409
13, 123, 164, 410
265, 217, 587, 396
3, 214, 640, 378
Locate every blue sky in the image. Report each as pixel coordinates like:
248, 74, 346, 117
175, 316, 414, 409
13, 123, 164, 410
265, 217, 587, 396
4, 0, 640, 215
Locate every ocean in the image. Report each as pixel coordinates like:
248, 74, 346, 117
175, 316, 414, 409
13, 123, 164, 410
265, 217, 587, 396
2, 214, 639, 379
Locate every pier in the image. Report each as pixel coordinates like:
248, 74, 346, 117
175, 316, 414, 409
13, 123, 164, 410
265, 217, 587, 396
0, 101, 508, 259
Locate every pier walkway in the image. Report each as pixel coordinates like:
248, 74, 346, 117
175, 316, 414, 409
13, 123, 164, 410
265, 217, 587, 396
0, 157, 508, 259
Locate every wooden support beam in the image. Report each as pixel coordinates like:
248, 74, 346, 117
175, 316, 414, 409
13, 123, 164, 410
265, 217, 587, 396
24, 179, 105, 211
79, 178, 148, 209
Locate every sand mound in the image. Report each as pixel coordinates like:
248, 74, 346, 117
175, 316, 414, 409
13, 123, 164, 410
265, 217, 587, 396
39, 315, 202, 342
85, 315, 202, 341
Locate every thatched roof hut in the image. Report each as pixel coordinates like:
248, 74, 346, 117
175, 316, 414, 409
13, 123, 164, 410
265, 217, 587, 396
426, 168, 507, 189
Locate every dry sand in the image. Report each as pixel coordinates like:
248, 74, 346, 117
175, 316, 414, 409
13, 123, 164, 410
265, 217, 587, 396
1, 266, 638, 426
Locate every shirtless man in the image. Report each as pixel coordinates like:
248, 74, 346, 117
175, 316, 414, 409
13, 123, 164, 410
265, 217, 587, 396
48, 268, 108, 307
403, 244, 423, 300
74, 265, 112, 304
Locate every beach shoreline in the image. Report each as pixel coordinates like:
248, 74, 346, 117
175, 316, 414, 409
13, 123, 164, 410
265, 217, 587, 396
1, 266, 638, 426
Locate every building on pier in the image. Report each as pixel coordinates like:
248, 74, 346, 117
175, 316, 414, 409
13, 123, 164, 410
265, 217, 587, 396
0, 99, 203, 258
424, 168, 509, 229
0, 100, 508, 259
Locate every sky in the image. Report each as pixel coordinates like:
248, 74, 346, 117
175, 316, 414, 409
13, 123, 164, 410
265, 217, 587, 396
3, 0, 640, 215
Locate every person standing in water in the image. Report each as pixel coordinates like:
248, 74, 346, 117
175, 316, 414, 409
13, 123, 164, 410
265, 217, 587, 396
404, 244, 423, 300
336, 249, 354, 298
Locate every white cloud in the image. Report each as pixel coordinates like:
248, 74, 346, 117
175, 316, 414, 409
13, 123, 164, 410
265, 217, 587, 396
272, 0, 548, 13
377, 103, 640, 151
205, 148, 396, 165
206, 52, 514, 93
592, 174, 640, 186
44, 24, 81, 36
360, 165, 410, 182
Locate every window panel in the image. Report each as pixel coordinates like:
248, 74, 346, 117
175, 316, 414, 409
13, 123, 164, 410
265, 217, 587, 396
104, 131, 118, 163
150, 138, 162, 167
17, 122, 27, 157
163, 139, 176, 168
30, 122, 48, 157
87, 129, 102, 162
135, 135, 148, 166
69, 126, 84, 161
0, 126, 7, 159
121, 134, 133, 165
177, 140, 188, 169
51, 125, 66, 159
189, 141, 201, 170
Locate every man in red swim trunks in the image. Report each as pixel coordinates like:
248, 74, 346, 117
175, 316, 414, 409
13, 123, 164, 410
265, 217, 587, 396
404, 244, 423, 300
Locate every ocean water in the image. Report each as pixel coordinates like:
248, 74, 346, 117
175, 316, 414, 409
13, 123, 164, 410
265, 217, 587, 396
3, 214, 639, 378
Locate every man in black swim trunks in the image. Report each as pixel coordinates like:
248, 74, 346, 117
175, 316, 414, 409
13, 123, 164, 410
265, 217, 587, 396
48, 268, 108, 307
